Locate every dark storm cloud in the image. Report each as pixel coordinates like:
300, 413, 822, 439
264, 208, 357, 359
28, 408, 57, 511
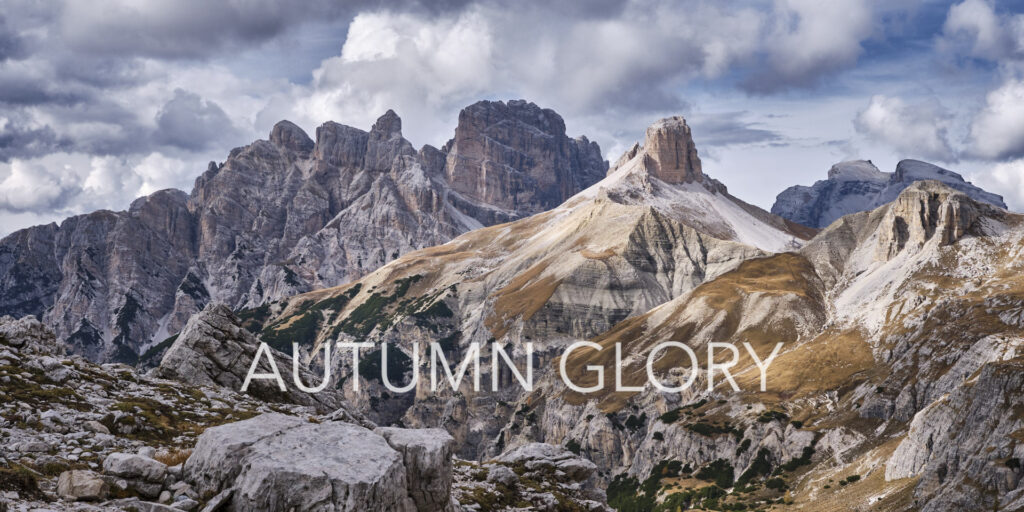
154, 90, 241, 152
0, 124, 72, 161
57, 0, 351, 59
0, 87, 241, 162
52, 55, 147, 89
0, 16, 28, 62
0, 70, 90, 106
53, 0, 488, 61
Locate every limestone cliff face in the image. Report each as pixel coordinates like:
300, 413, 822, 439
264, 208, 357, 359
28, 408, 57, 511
885, 357, 1024, 512
0, 100, 608, 362
443, 99, 607, 224
874, 180, 994, 261
0, 190, 197, 362
641, 116, 703, 184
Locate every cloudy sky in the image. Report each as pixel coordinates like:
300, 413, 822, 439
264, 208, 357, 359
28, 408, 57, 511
2, 0, 1024, 236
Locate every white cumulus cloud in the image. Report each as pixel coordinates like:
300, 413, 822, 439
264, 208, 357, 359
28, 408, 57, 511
968, 78, 1024, 160
854, 95, 956, 162
942, 0, 1024, 61
974, 158, 1024, 210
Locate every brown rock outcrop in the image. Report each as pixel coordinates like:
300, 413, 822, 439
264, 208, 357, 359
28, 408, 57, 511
642, 116, 702, 184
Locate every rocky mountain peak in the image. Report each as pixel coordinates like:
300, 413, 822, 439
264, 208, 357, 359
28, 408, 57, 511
371, 109, 403, 140
313, 121, 371, 167
773, 157, 1006, 229
443, 99, 607, 218
641, 115, 703, 184
269, 120, 314, 153
0, 98, 609, 364
892, 159, 983, 189
826, 159, 887, 182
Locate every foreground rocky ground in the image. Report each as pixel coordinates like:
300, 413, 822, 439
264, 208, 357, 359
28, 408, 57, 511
0, 314, 607, 511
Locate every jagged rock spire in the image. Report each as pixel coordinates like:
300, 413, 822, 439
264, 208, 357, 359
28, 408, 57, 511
371, 109, 403, 140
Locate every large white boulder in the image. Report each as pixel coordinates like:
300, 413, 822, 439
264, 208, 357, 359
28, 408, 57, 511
184, 413, 461, 511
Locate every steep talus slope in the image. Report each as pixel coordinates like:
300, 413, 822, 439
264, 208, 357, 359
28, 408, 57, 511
251, 115, 813, 452
0, 100, 607, 363
772, 159, 1007, 229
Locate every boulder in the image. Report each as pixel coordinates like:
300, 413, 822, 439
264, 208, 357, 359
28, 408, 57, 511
0, 315, 63, 356
83, 420, 110, 435
377, 427, 456, 511
103, 452, 168, 483
497, 442, 597, 482
57, 470, 109, 501
485, 465, 518, 486
184, 413, 422, 511
173, 498, 200, 511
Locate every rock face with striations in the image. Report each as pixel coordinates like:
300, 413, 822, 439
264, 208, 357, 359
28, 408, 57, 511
155, 304, 350, 414
444, 99, 607, 225
874, 180, 998, 261
641, 116, 703, 184
885, 357, 1024, 512
0, 100, 607, 363
772, 159, 1007, 228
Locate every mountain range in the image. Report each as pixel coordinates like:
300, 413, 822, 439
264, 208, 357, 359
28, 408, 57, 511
1, 100, 1022, 512
231, 112, 1021, 512
0, 100, 606, 363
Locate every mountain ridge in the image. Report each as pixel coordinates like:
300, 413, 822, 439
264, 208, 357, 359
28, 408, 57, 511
772, 158, 1007, 229
0, 99, 608, 363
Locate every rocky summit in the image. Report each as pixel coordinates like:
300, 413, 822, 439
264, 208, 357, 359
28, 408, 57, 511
641, 116, 703, 184
0, 100, 607, 365
771, 159, 1007, 229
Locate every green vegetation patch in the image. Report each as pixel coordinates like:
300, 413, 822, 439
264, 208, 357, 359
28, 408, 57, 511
237, 303, 272, 333
357, 344, 413, 385
657, 399, 708, 424
333, 277, 422, 338
139, 334, 178, 366
685, 421, 741, 439
565, 439, 581, 455
735, 448, 773, 487
653, 485, 726, 512
0, 465, 44, 501
0, 365, 90, 411
780, 446, 815, 472
625, 413, 647, 432
695, 459, 734, 489
261, 310, 320, 354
